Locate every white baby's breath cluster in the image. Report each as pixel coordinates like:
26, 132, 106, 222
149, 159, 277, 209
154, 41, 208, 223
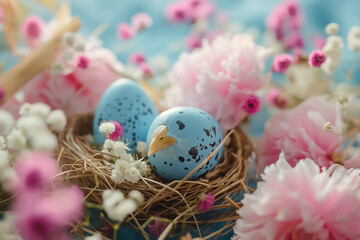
51, 32, 87, 75
1, 102, 67, 153
348, 26, 360, 52
102, 138, 147, 184
0, 139, 17, 192
99, 122, 115, 136
322, 23, 343, 75
102, 189, 144, 222
0, 214, 22, 240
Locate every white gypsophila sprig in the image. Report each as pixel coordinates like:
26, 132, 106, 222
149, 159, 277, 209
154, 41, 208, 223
347, 26, 360, 52
102, 190, 141, 222
322, 35, 344, 75
6, 129, 26, 151
0, 214, 22, 240
0, 136, 6, 150
325, 23, 339, 35
46, 109, 67, 132
136, 141, 147, 157
0, 110, 15, 135
128, 190, 145, 206
19, 102, 51, 119
99, 122, 115, 136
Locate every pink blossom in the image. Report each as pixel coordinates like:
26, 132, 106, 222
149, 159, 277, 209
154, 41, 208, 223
0, 85, 5, 103
257, 96, 343, 173
131, 12, 153, 30
13, 153, 59, 193
76, 55, 91, 69
14, 187, 83, 240
241, 95, 260, 115
21, 15, 45, 48
271, 54, 293, 73
129, 52, 146, 65
117, 23, 136, 40
197, 193, 215, 211
166, 1, 189, 22
163, 34, 271, 132
308, 49, 326, 67
284, 31, 304, 49
140, 63, 153, 77
313, 34, 326, 49
108, 121, 123, 141
233, 153, 360, 240
264, 88, 287, 108
186, 34, 202, 50
147, 215, 169, 238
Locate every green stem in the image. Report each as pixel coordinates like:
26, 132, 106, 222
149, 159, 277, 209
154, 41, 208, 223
141, 216, 173, 229
85, 201, 104, 210
113, 222, 121, 240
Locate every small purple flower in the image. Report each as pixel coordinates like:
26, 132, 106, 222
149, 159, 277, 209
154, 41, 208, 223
197, 193, 215, 211
108, 121, 123, 141
242, 95, 261, 115
308, 50, 326, 67
272, 54, 294, 73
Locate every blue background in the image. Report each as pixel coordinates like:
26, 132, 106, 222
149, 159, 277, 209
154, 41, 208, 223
1, 0, 360, 239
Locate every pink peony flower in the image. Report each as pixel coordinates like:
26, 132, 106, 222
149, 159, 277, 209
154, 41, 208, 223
257, 96, 343, 173
147, 215, 169, 238
163, 34, 271, 132
131, 12, 153, 30
265, 88, 287, 108
76, 55, 91, 69
271, 54, 293, 73
117, 23, 136, 40
14, 187, 83, 240
197, 193, 215, 211
21, 15, 45, 48
129, 52, 146, 65
13, 152, 59, 193
308, 50, 326, 67
233, 153, 360, 240
108, 121, 123, 141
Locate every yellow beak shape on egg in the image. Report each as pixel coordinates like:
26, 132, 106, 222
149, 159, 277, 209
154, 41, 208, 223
148, 125, 176, 156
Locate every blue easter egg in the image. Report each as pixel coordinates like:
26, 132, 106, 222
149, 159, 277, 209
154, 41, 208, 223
93, 79, 159, 152
146, 106, 224, 181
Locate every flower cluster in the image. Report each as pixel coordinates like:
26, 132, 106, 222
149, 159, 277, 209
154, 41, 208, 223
117, 12, 152, 40
12, 153, 84, 240
233, 153, 360, 240
257, 96, 343, 173
102, 189, 144, 222
163, 34, 271, 132
0, 102, 66, 153
166, 0, 214, 23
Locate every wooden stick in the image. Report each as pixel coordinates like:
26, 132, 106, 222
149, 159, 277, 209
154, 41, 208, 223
0, 17, 82, 104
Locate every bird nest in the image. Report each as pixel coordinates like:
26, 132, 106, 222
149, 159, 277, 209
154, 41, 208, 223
58, 113, 254, 239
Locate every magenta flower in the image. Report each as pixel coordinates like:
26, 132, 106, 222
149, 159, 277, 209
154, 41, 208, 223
264, 88, 287, 108
271, 54, 294, 73
233, 153, 360, 240
129, 52, 146, 65
21, 15, 45, 48
140, 63, 153, 77
197, 193, 215, 211
0, 85, 5, 103
76, 55, 91, 69
147, 215, 169, 238
308, 50, 327, 67
242, 95, 261, 115
257, 96, 343, 173
117, 23, 136, 40
131, 12, 153, 30
186, 34, 202, 50
166, 1, 188, 22
108, 121, 123, 141
13, 153, 59, 193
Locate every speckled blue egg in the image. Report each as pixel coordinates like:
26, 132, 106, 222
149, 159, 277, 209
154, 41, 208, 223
93, 79, 159, 152
146, 107, 224, 181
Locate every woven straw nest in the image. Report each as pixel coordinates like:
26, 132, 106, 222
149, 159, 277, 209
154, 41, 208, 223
58, 113, 254, 239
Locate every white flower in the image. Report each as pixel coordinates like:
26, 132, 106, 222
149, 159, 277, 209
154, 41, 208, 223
46, 109, 67, 132
0, 150, 9, 171
149, 55, 169, 72
74, 41, 86, 52
325, 23, 339, 35
124, 167, 141, 183
6, 129, 26, 150
85, 233, 102, 240
112, 141, 131, 157
63, 32, 76, 47
30, 132, 58, 151
16, 115, 47, 138
0, 214, 22, 240
111, 198, 137, 222
51, 62, 66, 75
321, 57, 339, 75
348, 26, 360, 51
134, 160, 147, 176
128, 190, 144, 205
0, 110, 15, 135
0, 136, 6, 150
136, 141, 147, 156
99, 122, 115, 136
19, 103, 32, 116
111, 160, 131, 184
28, 102, 51, 119
0, 168, 17, 192
62, 48, 76, 61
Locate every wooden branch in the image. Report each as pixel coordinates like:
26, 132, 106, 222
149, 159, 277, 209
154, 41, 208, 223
0, 17, 82, 105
